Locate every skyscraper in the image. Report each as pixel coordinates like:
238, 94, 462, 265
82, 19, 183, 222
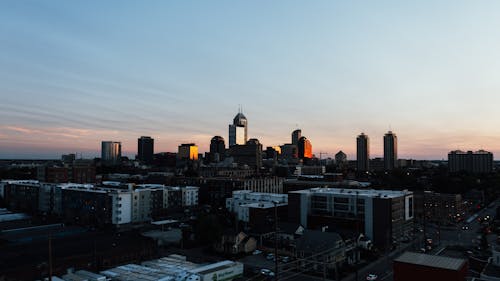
292, 129, 302, 145
228, 110, 248, 146
384, 131, 398, 170
137, 136, 154, 164
209, 136, 226, 162
357, 133, 370, 172
178, 143, 198, 160
101, 141, 121, 165
298, 136, 312, 160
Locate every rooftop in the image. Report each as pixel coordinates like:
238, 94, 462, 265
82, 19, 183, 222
394, 252, 467, 271
291, 187, 411, 198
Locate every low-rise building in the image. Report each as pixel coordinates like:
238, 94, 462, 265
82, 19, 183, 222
214, 231, 257, 255
413, 191, 464, 224
288, 187, 414, 249
226, 190, 288, 231
295, 230, 358, 278
94, 255, 243, 281
393, 252, 468, 281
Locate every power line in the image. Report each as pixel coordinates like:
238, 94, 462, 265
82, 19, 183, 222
245, 243, 346, 281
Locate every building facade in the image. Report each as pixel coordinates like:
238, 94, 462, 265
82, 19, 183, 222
292, 129, 302, 145
101, 141, 122, 165
177, 143, 198, 161
229, 111, 248, 146
228, 139, 263, 169
288, 187, 414, 249
138, 136, 154, 164
356, 133, 370, 172
209, 136, 226, 162
384, 131, 398, 170
298, 136, 313, 160
448, 150, 493, 174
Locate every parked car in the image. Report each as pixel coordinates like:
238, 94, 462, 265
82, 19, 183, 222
281, 256, 290, 263
252, 250, 262, 255
261, 269, 275, 277
366, 274, 378, 280
266, 253, 275, 260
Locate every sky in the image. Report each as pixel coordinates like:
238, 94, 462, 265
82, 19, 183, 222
1, 1, 500, 160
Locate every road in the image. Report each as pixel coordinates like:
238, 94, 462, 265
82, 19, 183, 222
240, 199, 498, 281
425, 198, 499, 251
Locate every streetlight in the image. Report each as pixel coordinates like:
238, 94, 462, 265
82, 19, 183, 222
272, 200, 279, 281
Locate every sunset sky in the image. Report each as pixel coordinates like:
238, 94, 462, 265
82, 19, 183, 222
2, 1, 500, 159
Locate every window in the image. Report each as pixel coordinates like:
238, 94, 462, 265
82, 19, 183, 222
334, 197, 349, 204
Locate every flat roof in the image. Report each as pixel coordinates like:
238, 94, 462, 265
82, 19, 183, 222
394, 252, 466, 271
189, 260, 238, 275
243, 202, 288, 209
151, 219, 179, 225
0, 212, 30, 222
291, 187, 411, 198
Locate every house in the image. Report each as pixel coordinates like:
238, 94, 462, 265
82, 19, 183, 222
295, 230, 358, 279
214, 231, 257, 255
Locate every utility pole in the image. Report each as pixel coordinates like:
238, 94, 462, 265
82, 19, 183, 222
48, 233, 52, 281
273, 201, 279, 281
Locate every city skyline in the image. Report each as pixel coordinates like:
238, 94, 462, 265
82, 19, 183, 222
2, 1, 500, 159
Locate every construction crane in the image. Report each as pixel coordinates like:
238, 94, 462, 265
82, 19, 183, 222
318, 152, 332, 160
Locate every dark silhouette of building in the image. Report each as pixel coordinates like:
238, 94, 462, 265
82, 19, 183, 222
448, 150, 493, 174
138, 136, 154, 164
384, 131, 397, 170
356, 133, 369, 172
280, 144, 298, 162
209, 136, 226, 162
228, 139, 262, 170
335, 151, 347, 169
298, 136, 312, 160
292, 129, 302, 145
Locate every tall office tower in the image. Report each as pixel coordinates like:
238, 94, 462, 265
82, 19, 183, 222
137, 136, 154, 164
178, 143, 198, 161
298, 136, 313, 159
292, 129, 302, 145
101, 141, 122, 165
357, 133, 370, 172
384, 131, 398, 170
210, 136, 226, 162
228, 110, 248, 146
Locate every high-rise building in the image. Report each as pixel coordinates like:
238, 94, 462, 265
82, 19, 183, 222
101, 141, 121, 165
357, 133, 370, 172
335, 151, 347, 168
228, 139, 263, 170
298, 136, 312, 160
448, 150, 493, 174
384, 131, 398, 170
228, 111, 248, 146
292, 129, 302, 145
209, 136, 226, 162
138, 136, 154, 164
178, 143, 198, 161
